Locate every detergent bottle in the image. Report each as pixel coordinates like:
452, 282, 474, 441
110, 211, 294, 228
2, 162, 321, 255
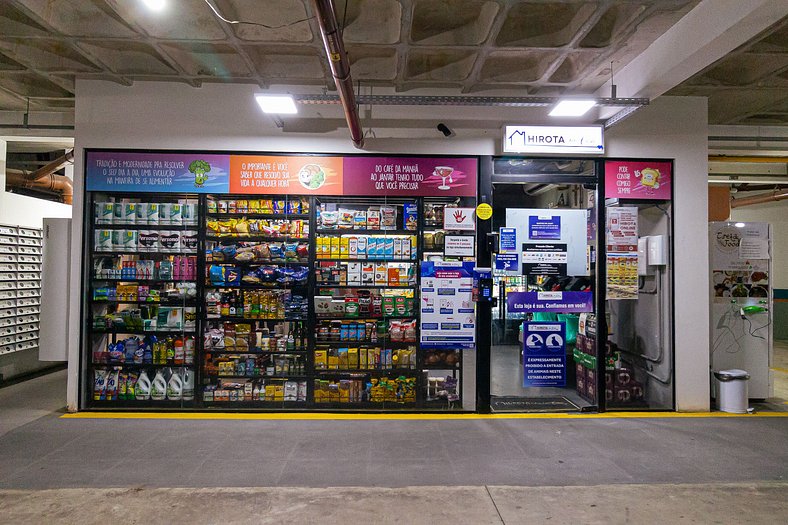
166, 368, 183, 401
182, 369, 194, 401
135, 370, 152, 400
151, 369, 167, 400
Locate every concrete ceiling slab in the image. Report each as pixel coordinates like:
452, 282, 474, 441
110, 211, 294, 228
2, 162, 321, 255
549, 51, 599, 83
243, 46, 325, 80
0, 72, 72, 98
160, 43, 253, 78
479, 50, 560, 83
0, 3, 51, 37
15, 0, 137, 38
578, 2, 647, 48
342, 0, 402, 44
347, 46, 398, 80
106, 0, 227, 41
77, 41, 177, 75
219, 0, 314, 42
0, 39, 100, 73
496, 2, 597, 48
405, 49, 477, 81
410, 0, 499, 46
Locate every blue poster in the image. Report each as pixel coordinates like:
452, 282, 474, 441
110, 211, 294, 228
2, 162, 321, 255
86, 151, 230, 193
499, 227, 517, 252
522, 321, 566, 387
495, 253, 519, 271
507, 291, 593, 313
528, 215, 561, 240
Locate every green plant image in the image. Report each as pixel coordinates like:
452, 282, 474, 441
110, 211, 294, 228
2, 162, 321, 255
189, 160, 211, 186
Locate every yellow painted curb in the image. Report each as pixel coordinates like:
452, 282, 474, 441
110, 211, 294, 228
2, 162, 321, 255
60, 411, 788, 421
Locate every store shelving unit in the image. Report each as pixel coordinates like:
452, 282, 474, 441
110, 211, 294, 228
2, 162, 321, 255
85, 193, 200, 408
0, 224, 43, 358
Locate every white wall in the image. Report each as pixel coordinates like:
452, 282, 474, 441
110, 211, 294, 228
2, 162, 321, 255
606, 97, 710, 411
71, 80, 710, 411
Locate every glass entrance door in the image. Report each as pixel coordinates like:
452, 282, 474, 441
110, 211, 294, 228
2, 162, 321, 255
488, 159, 600, 412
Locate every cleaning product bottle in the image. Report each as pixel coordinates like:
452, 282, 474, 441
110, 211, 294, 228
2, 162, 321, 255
165, 336, 175, 365
166, 368, 183, 400
124, 337, 138, 363
142, 340, 152, 364
184, 336, 194, 365
182, 369, 195, 401
135, 370, 152, 400
173, 336, 184, 365
151, 369, 167, 400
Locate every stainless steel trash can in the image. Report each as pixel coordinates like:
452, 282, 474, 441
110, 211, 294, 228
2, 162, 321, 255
713, 369, 750, 414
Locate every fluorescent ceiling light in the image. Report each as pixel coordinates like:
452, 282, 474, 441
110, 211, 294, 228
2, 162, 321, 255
255, 94, 298, 114
549, 100, 596, 117
734, 222, 745, 228
141, 0, 166, 11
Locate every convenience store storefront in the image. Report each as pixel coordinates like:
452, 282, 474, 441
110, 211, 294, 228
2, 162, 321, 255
66, 82, 711, 413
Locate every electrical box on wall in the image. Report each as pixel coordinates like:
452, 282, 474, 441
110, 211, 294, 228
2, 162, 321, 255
637, 237, 651, 276
647, 235, 668, 266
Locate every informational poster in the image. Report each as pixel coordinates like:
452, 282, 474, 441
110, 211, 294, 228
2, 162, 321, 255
443, 207, 476, 231
507, 291, 593, 314
85, 151, 230, 193
499, 227, 517, 252
522, 322, 566, 387
606, 207, 638, 252
522, 243, 567, 275
508, 208, 588, 277
420, 262, 475, 349
604, 160, 672, 200
86, 152, 478, 197
606, 254, 639, 300
528, 215, 561, 240
710, 222, 770, 302
606, 207, 639, 300
444, 235, 475, 257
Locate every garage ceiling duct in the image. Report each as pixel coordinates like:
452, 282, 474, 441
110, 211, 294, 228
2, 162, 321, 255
310, 0, 364, 149
5, 149, 74, 204
730, 188, 788, 208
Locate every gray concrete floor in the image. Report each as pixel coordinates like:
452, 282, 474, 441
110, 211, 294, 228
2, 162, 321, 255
1, 368, 788, 522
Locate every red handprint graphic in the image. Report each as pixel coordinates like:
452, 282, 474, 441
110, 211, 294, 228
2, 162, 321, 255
453, 210, 466, 223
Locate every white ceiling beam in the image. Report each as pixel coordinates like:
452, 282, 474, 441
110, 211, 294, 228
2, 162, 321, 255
595, 0, 788, 107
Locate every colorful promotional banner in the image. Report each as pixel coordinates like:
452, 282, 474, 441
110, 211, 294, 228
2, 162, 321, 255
229, 155, 343, 195
420, 262, 476, 349
605, 160, 672, 200
507, 291, 594, 313
522, 321, 566, 387
85, 152, 230, 193
87, 152, 478, 197
342, 157, 476, 196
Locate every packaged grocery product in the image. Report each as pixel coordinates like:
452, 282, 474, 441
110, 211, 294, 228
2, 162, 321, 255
367, 208, 381, 230
338, 209, 355, 230
353, 210, 367, 229
380, 206, 397, 230
96, 202, 114, 224
93, 369, 108, 401
404, 203, 418, 230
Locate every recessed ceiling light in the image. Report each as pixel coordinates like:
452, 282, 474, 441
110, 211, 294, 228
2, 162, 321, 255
734, 222, 745, 228
255, 94, 298, 114
549, 100, 596, 117
141, 0, 166, 11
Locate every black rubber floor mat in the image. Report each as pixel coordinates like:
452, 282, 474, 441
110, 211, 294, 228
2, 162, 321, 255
491, 396, 580, 413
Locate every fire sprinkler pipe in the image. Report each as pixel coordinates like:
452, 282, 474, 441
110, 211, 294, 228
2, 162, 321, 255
4, 149, 74, 204
730, 188, 788, 208
310, 0, 364, 149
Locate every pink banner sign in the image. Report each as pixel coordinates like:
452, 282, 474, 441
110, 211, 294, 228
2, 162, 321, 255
605, 160, 671, 200
342, 157, 477, 196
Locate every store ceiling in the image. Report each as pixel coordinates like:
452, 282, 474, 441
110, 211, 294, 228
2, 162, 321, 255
0, 0, 785, 127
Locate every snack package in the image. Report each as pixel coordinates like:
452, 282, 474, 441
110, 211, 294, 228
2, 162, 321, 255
353, 211, 367, 230
338, 209, 355, 230
321, 210, 338, 229
404, 203, 418, 231
367, 208, 381, 230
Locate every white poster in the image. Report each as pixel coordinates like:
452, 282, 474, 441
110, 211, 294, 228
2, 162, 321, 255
443, 207, 476, 231
444, 235, 475, 257
420, 262, 475, 349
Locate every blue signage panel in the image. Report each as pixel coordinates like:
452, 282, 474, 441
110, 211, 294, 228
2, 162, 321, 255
499, 227, 517, 252
495, 253, 519, 271
528, 215, 561, 240
522, 321, 566, 387
507, 291, 593, 313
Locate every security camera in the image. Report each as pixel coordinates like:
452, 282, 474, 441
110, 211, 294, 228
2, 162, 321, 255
437, 123, 454, 137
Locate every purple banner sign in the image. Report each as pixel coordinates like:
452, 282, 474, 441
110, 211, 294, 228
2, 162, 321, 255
507, 291, 593, 313
342, 157, 477, 196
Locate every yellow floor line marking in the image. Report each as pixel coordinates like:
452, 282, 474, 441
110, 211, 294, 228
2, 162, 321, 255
770, 367, 788, 374
60, 411, 788, 421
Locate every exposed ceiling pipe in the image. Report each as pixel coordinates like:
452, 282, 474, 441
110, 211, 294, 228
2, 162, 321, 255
4, 149, 74, 204
310, 0, 364, 149
730, 188, 788, 208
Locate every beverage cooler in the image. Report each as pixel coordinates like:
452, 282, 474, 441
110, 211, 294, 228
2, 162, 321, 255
81, 151, 478, 411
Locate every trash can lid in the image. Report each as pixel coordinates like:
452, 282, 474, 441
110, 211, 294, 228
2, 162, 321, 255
714, 369, 750, 381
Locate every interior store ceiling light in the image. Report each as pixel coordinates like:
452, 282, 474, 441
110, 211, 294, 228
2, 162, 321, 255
549, 100, 596, 117
141, 0, 167, 11
255, 94, 298, 114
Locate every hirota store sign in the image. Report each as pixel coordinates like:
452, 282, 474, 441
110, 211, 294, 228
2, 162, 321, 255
503, 125, 604, 155
85, 151, 477, 197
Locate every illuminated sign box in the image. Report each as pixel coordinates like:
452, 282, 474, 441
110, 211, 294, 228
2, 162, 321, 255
503, 125, 604, 155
